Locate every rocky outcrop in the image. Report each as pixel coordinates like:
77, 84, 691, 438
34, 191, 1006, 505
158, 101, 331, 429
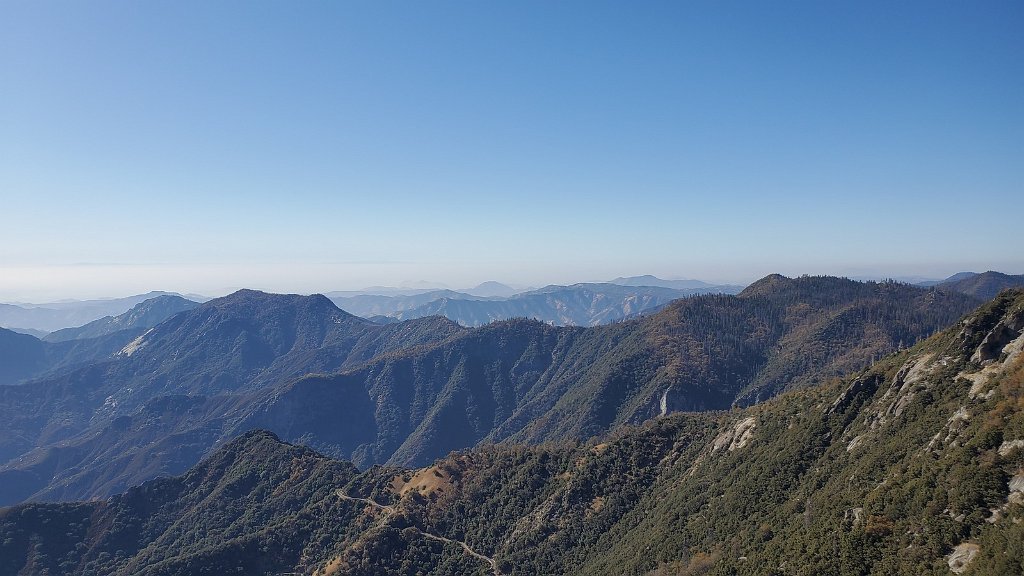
998, 440, 1024, 457
711, 417, 757, 453
971, 309, 1024, 364
1009, 472, 1024, 506
826, 373, 882, 416
946, 543, 980, 573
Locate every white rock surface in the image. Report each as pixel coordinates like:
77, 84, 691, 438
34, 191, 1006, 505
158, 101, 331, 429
946, 543, 979, 574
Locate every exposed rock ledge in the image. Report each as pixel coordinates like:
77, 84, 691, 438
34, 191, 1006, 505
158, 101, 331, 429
946, 543, 979, 574
712, 416, 757, 453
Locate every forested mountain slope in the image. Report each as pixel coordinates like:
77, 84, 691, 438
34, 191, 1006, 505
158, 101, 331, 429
0, 431, 361, 576
3, 289, 1021, 575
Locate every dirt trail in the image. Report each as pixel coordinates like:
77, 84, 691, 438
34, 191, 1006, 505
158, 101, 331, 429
336, 490, 503, 575
335, 491, 396, 515
418, 531, 502, 575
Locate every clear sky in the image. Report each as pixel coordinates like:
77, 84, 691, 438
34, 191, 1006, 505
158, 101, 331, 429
2, 1, 1021, 300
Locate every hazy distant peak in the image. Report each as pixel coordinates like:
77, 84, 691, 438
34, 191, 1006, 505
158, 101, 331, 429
463, 281, 520, 298
609, 275, 715, 290
399, 280, 449, 290
474, 281, 511, 289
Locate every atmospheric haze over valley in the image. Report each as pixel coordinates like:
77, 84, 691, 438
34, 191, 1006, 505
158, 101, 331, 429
2, 1, 1023, 575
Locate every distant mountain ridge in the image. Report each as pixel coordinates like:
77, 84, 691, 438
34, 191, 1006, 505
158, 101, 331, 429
0, 291, 201, 333
329, 289, 492, 317
915, 271, 980, 287
3, 327, 48, 338
43, 295, 199, 342
0, 276, 980, 505
936, 270, 1024, 300
608, 274, 743, 292
332, 281, 743, 327
325, 281, 527, 299
383, 282, 696, 326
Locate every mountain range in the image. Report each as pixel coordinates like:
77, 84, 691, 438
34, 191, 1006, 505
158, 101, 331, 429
0, 275, 982, 507
608, 274, 740, 290
2, 288, 1020, 575
330, 281, 744, 327
0, 291, 203, 334
7, 272, 1017, 336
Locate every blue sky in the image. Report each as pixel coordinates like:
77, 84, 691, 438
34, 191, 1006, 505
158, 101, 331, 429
1, 1, 1021, 299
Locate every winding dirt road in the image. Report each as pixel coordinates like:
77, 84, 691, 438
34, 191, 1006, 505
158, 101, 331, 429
336, 490, 503, 575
